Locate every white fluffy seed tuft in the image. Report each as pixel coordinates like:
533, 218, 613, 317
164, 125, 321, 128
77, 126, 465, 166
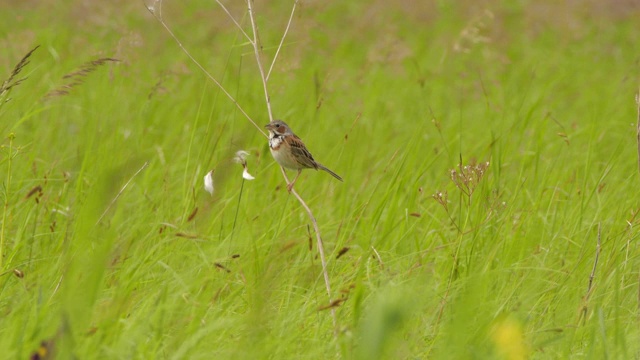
204, 170, 214, 195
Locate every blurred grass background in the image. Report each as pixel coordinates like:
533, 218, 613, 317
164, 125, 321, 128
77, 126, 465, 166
1, 0, 640, 358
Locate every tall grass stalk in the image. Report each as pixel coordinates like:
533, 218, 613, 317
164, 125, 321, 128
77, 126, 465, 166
0, 133, 15, 270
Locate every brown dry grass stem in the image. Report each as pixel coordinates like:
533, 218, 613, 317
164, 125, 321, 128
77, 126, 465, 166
579, 223, 601, 325
587, 224, 602, 294
266, 0, 298, 82
44, 58, 120, 99
214, 0, 252, 42
279, 167, 336, 327
247, 0, 274, 122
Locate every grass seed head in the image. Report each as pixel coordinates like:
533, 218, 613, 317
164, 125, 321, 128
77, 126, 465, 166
0, 45, 40, 105
44, 57, 119, 99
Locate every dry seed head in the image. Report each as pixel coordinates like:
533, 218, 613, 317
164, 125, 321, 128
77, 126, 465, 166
233, 150, 250, 166
44, 58, 119, 99
453, 10, 494, 53
234, 150, 255, 181
0, 45, 39, 98
145, 0, 163, 16
432, 190, 449, 210
449, 161, 490, 197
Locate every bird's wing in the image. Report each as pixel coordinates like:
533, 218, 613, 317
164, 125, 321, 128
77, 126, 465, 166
289, 135, 318, 169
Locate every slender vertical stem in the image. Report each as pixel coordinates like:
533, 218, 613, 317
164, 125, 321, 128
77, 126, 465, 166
96, 162, 149, 226
279, 167, 336, 326
230, 180, 245, 249
247, 0, 274, 122
636, 91, 640, 177
0, 133, 15, 269
266, 0, 298, 82
580, 223, 602, 324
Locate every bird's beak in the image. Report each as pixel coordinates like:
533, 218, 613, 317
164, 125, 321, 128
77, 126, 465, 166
264, 123, 272, 130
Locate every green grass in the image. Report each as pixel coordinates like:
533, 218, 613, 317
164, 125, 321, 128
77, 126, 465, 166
1, 0, 640, 358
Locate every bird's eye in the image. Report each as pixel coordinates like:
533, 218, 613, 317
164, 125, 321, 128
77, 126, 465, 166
275, 124, 280, 127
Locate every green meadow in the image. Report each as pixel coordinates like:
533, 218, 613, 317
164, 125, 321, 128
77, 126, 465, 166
1, 0, 639, 358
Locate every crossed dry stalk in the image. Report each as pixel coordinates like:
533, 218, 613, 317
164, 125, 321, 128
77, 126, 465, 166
145, 0, 337, 327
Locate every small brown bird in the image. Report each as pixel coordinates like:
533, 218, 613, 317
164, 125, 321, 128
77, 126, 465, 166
265, 120, 343, 191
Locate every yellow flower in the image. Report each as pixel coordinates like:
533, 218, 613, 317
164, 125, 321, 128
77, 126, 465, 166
491, 316, 528, 360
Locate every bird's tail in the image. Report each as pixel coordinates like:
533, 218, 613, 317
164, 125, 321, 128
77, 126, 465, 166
317, 164, 343, 182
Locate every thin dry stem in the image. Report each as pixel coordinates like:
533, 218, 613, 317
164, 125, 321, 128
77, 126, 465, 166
96, 162, 149, 225
0, 134, 15, 270
266, 0, 298, 82
371, 246, 385, 268
579, 223, 601, 324
51, 274, 64, 301
247, 0, 274, 122
146, 0, 267, 138
587, 224, 602, 294
214, 0, 252, 42
636, 91, 640, 177
280, 166, 336, 326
